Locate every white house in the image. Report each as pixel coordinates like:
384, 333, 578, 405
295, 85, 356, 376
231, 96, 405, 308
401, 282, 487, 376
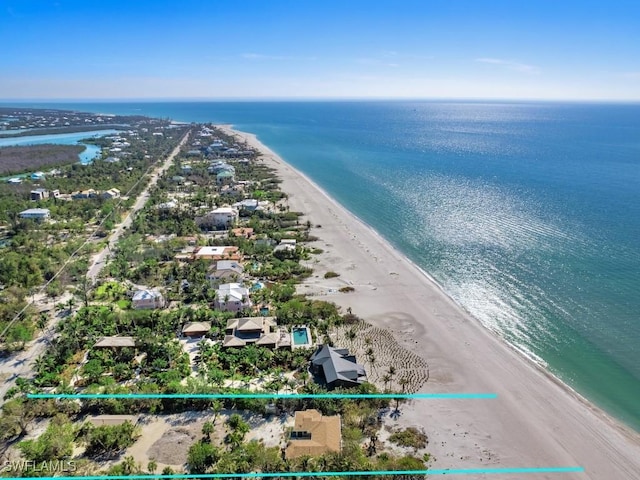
198, 207, 238, 229
132, 288, 165, 310
214, 283, 252, 313
19, 208, 50, 221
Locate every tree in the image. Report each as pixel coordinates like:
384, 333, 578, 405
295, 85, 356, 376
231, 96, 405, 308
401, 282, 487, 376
18, 414, 75, 463
187, 441, 219, 474
202, 420, 214, 442
147, 459, 158, 475
0, 399, 36, 440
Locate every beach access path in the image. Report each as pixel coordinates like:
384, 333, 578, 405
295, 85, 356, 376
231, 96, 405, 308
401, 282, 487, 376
0, 129, 191, 402
218, 124, 640, 480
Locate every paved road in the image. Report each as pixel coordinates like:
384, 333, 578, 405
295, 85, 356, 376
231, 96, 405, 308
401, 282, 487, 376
86, 129, 191, 282
0, 129, 191, 402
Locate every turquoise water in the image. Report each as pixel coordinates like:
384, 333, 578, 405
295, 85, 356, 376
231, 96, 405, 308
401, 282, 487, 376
0, 129, 119, 164
4, 101, 639, 432
293, 327, 310, 346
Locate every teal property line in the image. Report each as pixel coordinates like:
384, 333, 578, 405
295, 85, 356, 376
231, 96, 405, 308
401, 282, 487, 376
0, 467, 584, 479
27, 393, 497, 400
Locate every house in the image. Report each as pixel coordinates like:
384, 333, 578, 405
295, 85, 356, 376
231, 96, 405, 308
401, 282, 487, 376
230, 227, 255, 239
214, 283, 252, 313
181, 322, 211, 338
7, 177, 22, 184
132, 288, 165, 309
157, 200, 178, 210
192, 246, 241, 262
216, 170, 235, 186
101, 188, 121, 199
18, 208, 50, 221
94, 336, 136, 349
197, 207, 238, 229
30, 171, 45, 180
171, 175, 186, 184
71, 189, 98, 200
207, 260, 244, 283
223, 316, 278, 348
274, 238, 297, 253
30, 188, 49, 201
285, 409, 342, 459
232, 199, 259, 212
310, 345, 367, 389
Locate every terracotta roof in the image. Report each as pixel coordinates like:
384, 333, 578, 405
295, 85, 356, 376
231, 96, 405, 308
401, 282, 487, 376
285, 410, 341, 459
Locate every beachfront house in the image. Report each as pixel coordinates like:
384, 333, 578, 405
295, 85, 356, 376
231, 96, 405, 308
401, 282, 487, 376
310, 345, 367, 389
132, 288, 165, 310
285, 409, 342, 459
223, 316, 279, 348
232, 198, 260, 213
207, 260, 244, 284
216, 170, 235, 186
214, 282, 252, 312
18, 208, 50, 221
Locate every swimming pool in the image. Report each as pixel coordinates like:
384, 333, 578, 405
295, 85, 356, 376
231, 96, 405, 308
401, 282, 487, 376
292, 327, 310, 346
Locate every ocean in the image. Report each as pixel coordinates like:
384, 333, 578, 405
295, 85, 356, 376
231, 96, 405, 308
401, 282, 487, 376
4, 100, 639, 431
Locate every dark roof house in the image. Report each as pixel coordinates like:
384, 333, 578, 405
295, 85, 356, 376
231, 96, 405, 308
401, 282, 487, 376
310, 345, 367, 389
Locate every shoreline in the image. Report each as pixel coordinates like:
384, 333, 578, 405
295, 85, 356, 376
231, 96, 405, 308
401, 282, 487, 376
218, 124, 640, 479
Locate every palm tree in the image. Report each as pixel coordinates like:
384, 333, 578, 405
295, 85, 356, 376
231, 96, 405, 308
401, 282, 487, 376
202, 421, 214, 442
147, 460, 158, 475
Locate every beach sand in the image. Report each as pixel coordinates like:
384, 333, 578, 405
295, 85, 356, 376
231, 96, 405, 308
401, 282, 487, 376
219, 125, 640, 479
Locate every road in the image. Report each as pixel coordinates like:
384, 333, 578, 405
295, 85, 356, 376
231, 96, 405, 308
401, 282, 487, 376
0, 128, 191, 403
86, 129, 191, 282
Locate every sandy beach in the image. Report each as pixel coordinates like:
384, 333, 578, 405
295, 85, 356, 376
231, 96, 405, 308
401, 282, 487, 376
219, 124, 640, 480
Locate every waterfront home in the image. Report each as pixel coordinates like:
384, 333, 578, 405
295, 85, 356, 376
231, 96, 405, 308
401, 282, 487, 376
94, 336, 136, 349
232, 198, 259, 212
208, 161, 235, 174
18, 208, 50, 221
132, 288, 165, 310
192, 245, 241, 262
31, 171, 45, 180
223, 316, 278, 348
30, 188, 49, 201
206, 260, 244, 283
214, 282, 252, 312
274, 238, 297, 253
310, 345, 367, 389
181, 322, 211, 338
285, 409, 341, 459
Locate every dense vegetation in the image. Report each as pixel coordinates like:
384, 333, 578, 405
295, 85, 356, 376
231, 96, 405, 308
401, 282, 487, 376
0, 144, 84, 175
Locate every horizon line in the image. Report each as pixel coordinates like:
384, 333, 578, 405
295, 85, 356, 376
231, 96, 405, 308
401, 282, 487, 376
1, 96, 640, 104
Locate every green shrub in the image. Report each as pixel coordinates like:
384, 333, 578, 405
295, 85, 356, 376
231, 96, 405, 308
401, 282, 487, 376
324, 271, 339, 278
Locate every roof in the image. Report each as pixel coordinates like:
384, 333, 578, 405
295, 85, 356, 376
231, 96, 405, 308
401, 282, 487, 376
182, 322, 211, 334
217, 282, 249, 301
285, 410, 341, 459
215, 260, 244, 273
222, 335, 247, 347
132, 288, 162, 301
19, 208, 50, 215
86, 415, 139, 427
94, 336, 136, 348
310, 345, 366, 386
210, 207, 237, 214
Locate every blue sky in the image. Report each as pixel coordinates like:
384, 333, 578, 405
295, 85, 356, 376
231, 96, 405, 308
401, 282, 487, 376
1, 0, 639, 100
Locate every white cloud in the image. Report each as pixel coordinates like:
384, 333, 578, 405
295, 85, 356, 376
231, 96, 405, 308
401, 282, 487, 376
475, 57, 540, 75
